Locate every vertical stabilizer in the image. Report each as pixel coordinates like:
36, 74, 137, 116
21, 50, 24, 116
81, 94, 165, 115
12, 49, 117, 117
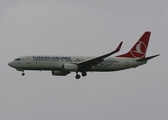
117, 31, 151, 58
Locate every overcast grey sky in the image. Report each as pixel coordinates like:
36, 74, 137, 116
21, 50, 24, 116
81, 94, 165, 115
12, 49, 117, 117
0, 0, 167, 120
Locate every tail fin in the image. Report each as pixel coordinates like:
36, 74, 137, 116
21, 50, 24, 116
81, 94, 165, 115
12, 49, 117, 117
117, 31, 151, 58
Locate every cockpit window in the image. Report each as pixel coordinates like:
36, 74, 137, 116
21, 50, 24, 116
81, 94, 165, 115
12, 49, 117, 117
15, 58, 21, 61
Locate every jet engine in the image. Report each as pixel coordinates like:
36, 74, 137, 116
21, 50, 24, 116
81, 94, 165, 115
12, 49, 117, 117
52, 70, 70, 76
62, 63, 78, 72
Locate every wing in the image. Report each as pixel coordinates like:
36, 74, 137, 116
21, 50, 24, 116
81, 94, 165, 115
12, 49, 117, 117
77, 41, 123, 70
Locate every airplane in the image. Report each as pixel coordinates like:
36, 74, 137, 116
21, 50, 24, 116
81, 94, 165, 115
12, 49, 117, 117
8, 31, 159, 79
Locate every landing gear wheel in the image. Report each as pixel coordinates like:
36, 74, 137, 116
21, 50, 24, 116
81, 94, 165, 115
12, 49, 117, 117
82, 72, 87, 77
22, 73, 25, 76
75, 74, 81, 79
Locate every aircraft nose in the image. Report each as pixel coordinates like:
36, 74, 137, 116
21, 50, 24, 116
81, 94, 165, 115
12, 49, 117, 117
8, 61, 15, 67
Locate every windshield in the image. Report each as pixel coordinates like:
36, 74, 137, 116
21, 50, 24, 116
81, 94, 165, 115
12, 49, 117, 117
15, 58, 21, 61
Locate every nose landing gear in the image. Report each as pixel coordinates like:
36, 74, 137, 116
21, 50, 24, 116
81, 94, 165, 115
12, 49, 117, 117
22, 72, 25, 76
16, 69, 25, 76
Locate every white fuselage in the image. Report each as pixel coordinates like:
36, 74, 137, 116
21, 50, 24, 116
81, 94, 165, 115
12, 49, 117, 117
8, 32, 159, 79
8, 56, 146, 72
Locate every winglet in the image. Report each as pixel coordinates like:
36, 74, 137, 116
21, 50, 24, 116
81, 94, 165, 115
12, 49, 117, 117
115, 41, 123, 52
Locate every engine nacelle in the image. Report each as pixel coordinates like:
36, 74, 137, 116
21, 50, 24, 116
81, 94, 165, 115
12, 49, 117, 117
52, 70, 70, 76
62, 63, 78, 72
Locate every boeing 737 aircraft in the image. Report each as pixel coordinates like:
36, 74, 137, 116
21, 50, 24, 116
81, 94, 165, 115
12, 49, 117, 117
8, 31, 159, 79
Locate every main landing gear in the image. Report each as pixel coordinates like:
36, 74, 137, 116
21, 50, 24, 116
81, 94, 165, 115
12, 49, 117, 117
75, 74, 80, 79
82, 71, 87, 77
75, 71, 87, 79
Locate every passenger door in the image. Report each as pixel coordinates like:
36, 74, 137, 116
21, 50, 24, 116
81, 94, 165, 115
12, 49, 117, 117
26, 57, 30, 64
125, 59, 129, 67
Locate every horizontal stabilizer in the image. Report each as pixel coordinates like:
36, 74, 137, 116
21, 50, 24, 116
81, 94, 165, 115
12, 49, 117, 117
136, 54, 160, 62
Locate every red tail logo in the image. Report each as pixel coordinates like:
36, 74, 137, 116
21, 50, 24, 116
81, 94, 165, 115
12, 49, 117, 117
130, 41, 147, 58
117, 31, 151, 58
